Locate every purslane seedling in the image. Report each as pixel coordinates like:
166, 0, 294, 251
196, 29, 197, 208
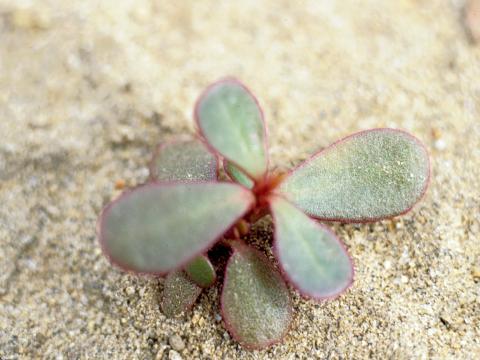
98, 79, 430, 349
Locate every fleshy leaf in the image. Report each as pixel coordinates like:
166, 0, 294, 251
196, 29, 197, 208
221, 243, 292, 349
270, 196, 353, 299
185, 255, 216, 288
224, 160, 254, 189
277, 129, 430, 222
161, 270, 202, 317
99, 182, 254, 274
195, 79, 268, 180
150, 139, 217, 181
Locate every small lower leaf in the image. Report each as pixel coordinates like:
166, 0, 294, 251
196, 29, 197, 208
185, 255, 216, 288
221, 243, 292, 350
270, 196, 353, 300
161, 270, 202, 317
225, 160, 254, 189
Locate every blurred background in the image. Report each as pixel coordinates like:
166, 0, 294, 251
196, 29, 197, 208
1, 0, 479, 359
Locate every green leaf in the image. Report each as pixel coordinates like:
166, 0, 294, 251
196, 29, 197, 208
150, 139, 217, 181
221, 243, 292, 349
224, 160, 254, 189
270, 196, 353, 299
184, 255, 216, 288
161, 270, 202, 317
99, 182, 254, 274
195, 79, 268, 180
277, 129, 430, 222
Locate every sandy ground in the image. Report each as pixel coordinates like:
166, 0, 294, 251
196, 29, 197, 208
1, 0, 479, 359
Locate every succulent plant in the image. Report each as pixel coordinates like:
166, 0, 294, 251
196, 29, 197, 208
98, 78, 430, 349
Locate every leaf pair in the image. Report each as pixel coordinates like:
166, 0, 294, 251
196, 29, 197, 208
98, 78, 430, 349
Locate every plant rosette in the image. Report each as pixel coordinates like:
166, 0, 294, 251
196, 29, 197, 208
98, 78, 430, 349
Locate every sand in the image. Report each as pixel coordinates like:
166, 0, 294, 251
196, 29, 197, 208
1, 0, 479, 359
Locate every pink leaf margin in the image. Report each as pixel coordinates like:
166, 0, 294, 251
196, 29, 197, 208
275, 128, 431, 224
269, 196, 355, 301
193, 77, 270, 183
97, 181, 255, 277
220, 241, 294, 351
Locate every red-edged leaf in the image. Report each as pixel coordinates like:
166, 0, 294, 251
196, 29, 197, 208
195, 78, 268, 181
276, 129, 430, 222
99, 182, 254, 274
221, 243, 292, 350
270, 196, 354, 300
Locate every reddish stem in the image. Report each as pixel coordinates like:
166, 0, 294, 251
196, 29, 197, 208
252, 173, 286, 207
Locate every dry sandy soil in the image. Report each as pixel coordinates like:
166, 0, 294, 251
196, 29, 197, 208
1, 0, 479, 359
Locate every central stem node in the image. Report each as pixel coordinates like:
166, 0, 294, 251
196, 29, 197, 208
252, 173, 286, 206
